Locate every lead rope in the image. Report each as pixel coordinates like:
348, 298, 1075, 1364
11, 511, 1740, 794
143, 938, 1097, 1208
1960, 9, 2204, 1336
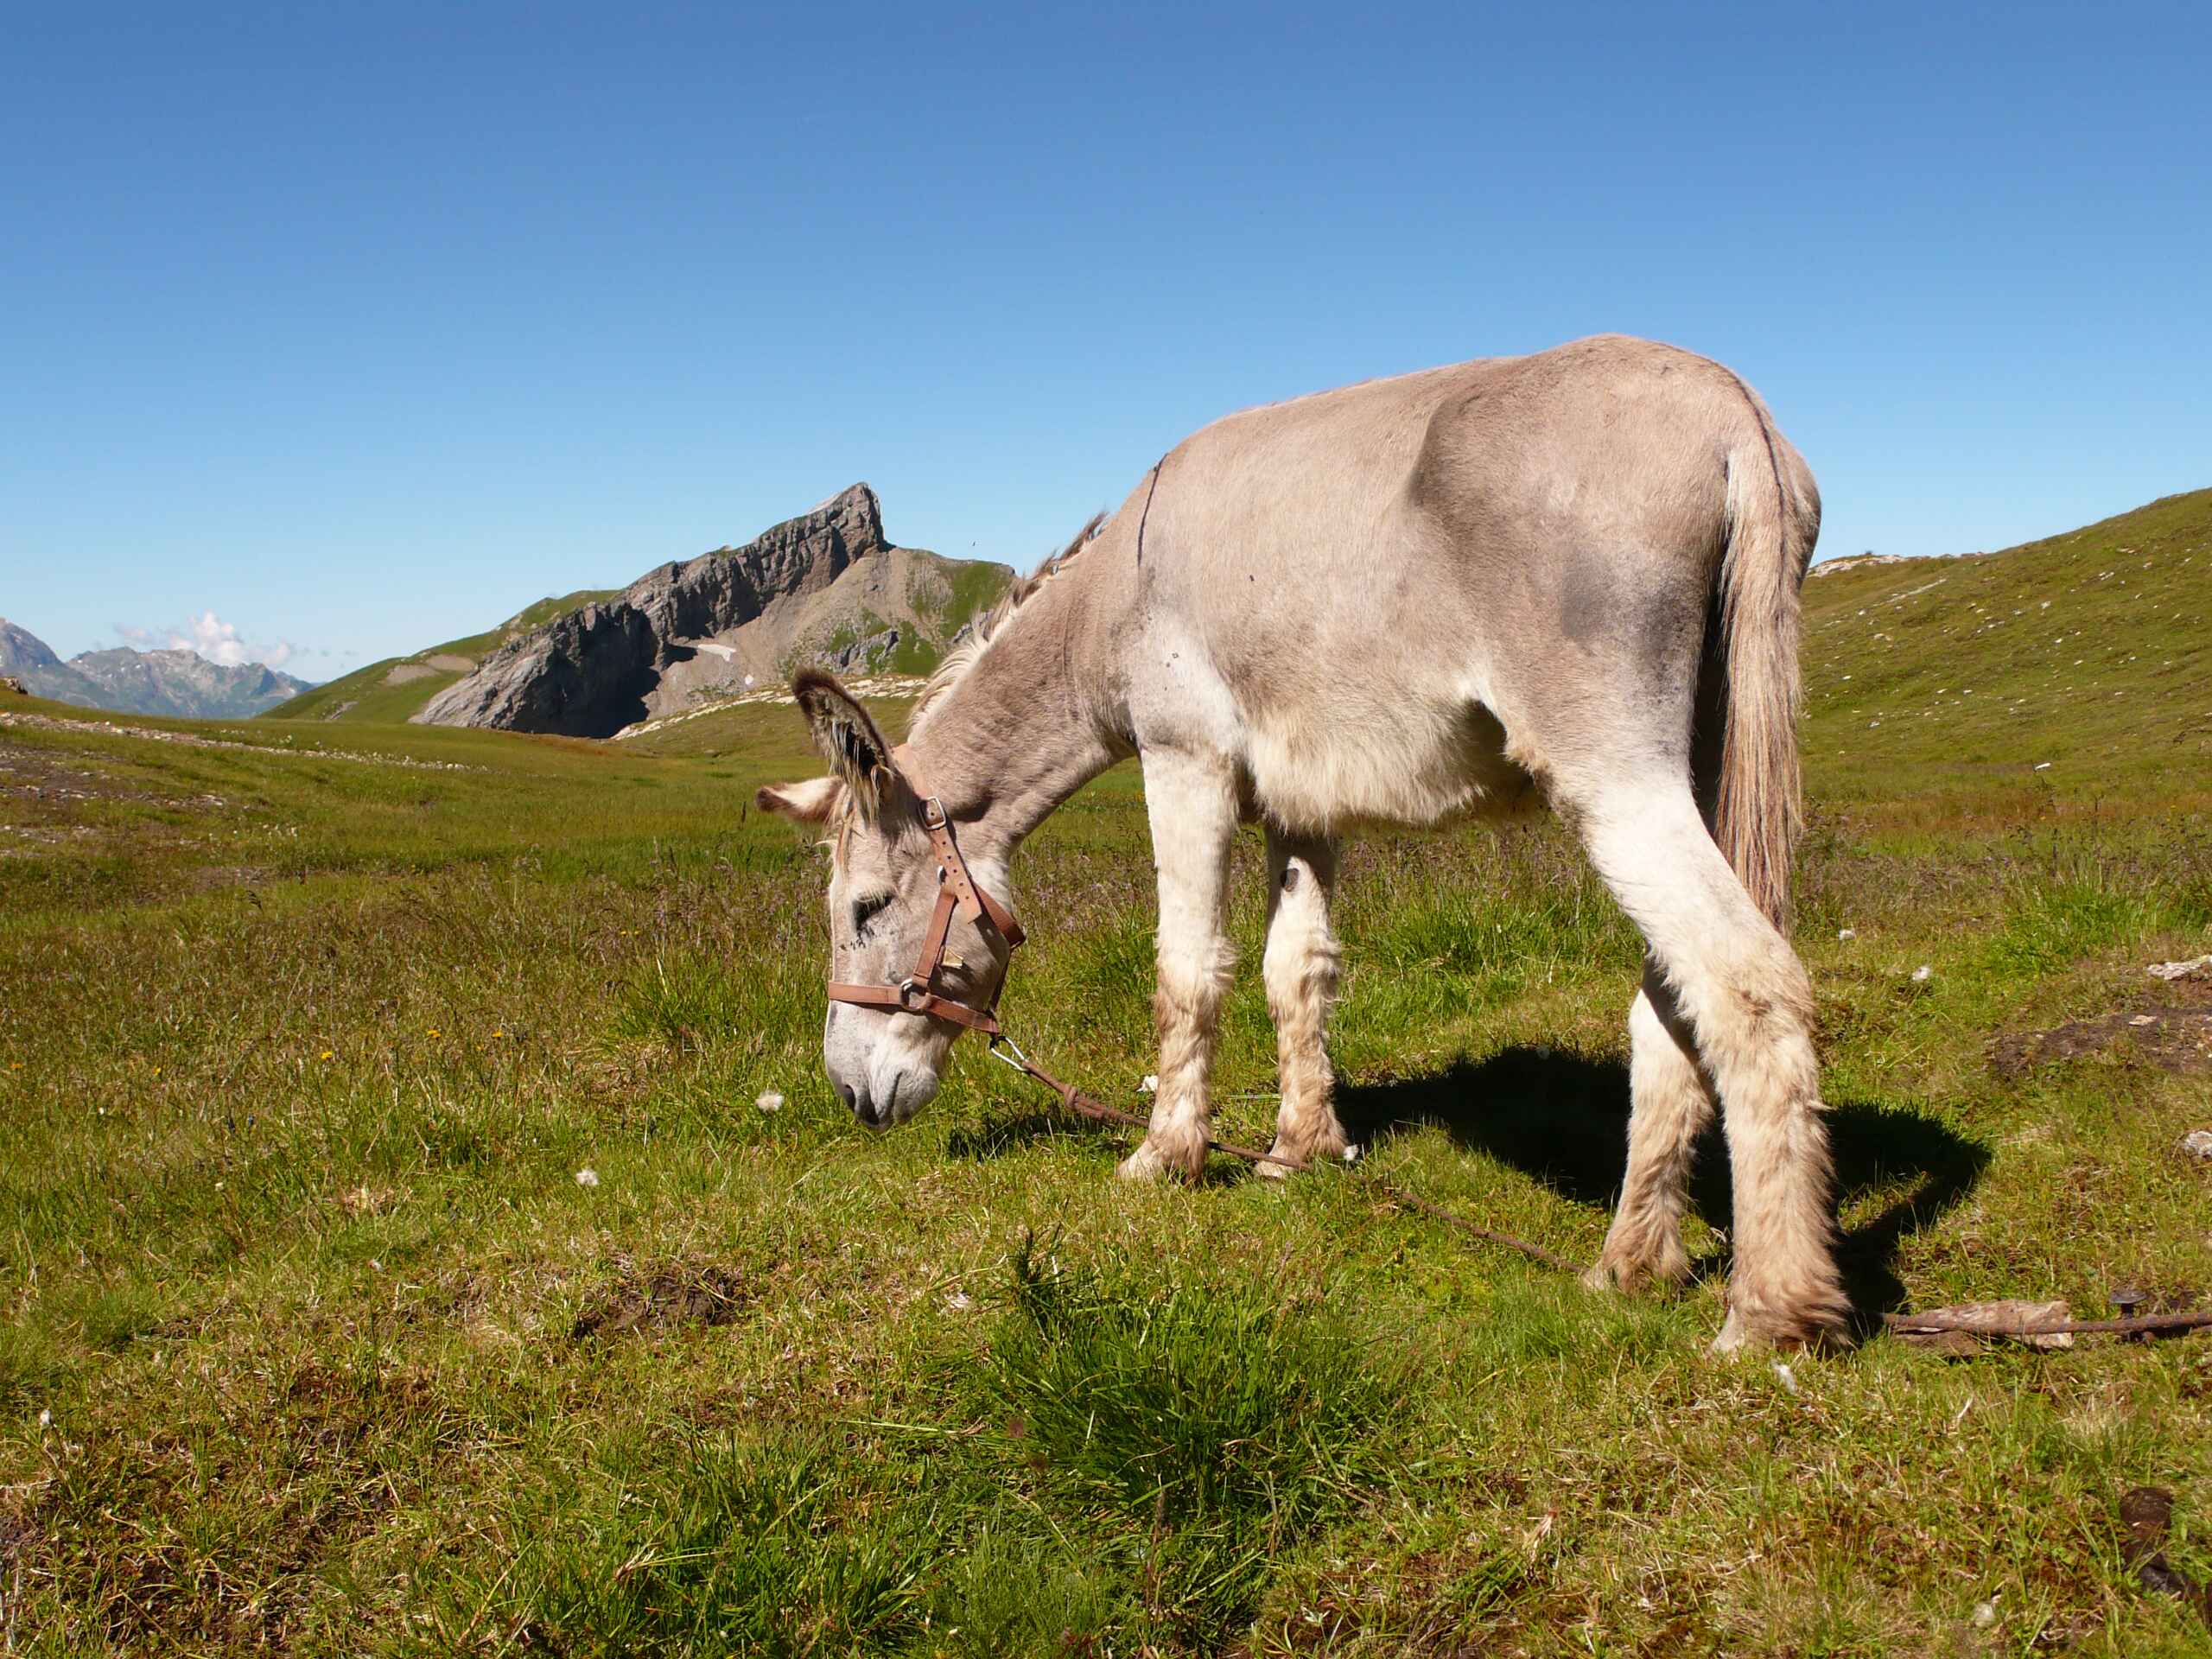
981, 1032, 2212, 1343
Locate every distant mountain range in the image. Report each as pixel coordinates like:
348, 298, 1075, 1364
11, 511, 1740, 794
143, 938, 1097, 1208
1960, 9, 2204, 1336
274, 484, 1016, 737
0, 620, 313, 718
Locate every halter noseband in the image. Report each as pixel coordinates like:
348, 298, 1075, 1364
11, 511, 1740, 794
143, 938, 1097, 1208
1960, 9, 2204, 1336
824, 794, 1025, 1034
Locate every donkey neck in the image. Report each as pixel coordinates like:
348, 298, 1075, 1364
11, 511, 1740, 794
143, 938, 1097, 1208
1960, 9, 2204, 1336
897, 582, 1122, 861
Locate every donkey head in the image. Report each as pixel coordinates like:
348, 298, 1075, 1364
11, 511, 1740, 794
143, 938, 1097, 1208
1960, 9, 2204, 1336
758, 670, 1014, 1128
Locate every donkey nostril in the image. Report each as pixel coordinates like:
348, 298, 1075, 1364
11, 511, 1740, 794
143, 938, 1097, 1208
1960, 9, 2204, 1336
837, 1082, 857, 1114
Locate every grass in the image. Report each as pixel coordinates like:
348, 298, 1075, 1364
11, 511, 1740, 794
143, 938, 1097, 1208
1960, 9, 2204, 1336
3, 487, 2212, 1653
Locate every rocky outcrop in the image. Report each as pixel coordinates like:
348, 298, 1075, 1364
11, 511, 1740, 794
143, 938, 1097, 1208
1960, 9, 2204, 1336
415, 485, 1011, 738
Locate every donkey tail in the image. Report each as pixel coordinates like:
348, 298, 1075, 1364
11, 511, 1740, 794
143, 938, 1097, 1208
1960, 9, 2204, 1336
1714, 423, 1819, 931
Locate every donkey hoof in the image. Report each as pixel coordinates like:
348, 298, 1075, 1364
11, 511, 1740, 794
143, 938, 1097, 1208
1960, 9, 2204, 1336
1585, 1243, 1688, 1298
1255, 1146, 1296, 1181
1116, 1145, 1166, 1183
1119, 1132, 1205, 1183
1710, 1303, 1852, 1356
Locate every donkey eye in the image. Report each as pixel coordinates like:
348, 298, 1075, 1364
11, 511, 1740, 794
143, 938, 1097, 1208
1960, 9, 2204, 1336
850, 893, 893, 938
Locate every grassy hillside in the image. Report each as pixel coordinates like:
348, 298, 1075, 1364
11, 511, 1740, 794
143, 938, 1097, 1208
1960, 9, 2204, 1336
266, 589, 617, 724
3, 493, 2211, 1652
1801, 486, 2212, 823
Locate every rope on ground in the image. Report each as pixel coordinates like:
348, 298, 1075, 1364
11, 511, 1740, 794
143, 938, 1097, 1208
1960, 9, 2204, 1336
985, 1034, 2212, 1344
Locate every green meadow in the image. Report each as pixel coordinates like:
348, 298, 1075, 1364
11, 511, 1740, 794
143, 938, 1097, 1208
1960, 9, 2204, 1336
3, 490, 2210, 1655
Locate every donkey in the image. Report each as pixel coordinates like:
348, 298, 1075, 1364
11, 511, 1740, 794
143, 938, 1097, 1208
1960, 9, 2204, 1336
760, 334, 1848, 1350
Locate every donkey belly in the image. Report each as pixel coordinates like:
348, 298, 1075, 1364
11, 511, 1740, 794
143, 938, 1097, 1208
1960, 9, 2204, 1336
1243, 684, 1539, 835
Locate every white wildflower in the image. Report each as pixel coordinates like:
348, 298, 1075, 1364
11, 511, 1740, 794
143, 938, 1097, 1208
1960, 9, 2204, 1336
1911, 964, 1933, 982
1837, 928, 1856, 941
756, 1090, 785, 1113
1139, 1074, 1159, 1094
1771, 1361, 1799, 1395
575, 1167, 600, 1188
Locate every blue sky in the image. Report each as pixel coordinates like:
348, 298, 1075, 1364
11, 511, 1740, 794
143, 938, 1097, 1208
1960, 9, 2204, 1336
4, 2, 2207, 677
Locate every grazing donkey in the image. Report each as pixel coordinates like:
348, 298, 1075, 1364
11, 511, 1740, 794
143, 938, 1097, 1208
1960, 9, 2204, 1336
761, 335, 1847, 1349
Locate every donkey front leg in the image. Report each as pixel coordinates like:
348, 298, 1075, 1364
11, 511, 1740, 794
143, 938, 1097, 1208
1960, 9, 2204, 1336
1120, 751, 1239, 1182
1259, 829, 1348, 1176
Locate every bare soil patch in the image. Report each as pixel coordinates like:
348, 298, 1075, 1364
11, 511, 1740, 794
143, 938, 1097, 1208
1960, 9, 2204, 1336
1993, 982, 2212, 1077
569, 1260, 752, 1340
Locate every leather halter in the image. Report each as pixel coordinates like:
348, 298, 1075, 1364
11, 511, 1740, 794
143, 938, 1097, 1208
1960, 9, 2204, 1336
825, 795, 1025, 1034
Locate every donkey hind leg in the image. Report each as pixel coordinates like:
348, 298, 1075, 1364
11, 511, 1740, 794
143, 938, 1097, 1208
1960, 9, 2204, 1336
1258, 830, 1348, 1179
1585, 971, 1715, 1292
1120, 751, 1240, 1183
1573, 779, 1849, 1350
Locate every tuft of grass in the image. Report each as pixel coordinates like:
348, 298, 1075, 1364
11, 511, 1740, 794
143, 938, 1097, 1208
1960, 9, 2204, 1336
506, 1433, 937, 1657
973, 1240, 1403, 1529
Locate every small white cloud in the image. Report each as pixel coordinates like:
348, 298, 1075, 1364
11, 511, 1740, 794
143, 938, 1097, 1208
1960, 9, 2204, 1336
113, 610, 299, 669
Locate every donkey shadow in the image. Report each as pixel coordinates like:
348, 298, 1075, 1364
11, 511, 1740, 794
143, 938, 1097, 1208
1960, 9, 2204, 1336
1338, 1049, 1990, 1330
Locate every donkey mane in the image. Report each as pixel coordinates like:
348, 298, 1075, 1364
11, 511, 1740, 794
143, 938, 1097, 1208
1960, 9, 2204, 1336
909, 512, 1106, 732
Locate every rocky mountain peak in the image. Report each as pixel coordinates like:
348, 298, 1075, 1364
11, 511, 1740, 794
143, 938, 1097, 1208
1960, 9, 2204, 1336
414, 484, 1010, 740
0, 618, 67, 672
0, 620, 310, 716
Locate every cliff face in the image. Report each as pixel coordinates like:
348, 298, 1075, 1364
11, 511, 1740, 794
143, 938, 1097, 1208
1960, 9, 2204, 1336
415, 485, 1010, 738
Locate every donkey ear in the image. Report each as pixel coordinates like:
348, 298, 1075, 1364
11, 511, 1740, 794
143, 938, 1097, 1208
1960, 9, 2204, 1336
791, 669, 908, 823
755, 775, 844, 825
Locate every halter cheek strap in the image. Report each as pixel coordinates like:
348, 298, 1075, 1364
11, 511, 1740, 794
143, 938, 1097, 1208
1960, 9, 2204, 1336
825, 795, 1025, 1035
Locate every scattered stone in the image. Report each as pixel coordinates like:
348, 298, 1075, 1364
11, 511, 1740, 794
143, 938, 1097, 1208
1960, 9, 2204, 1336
0, 709, 483, 772
1838, 927, 1857, 940
2149, 955, 2212, 982
2182, 1129, 2212, 1161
